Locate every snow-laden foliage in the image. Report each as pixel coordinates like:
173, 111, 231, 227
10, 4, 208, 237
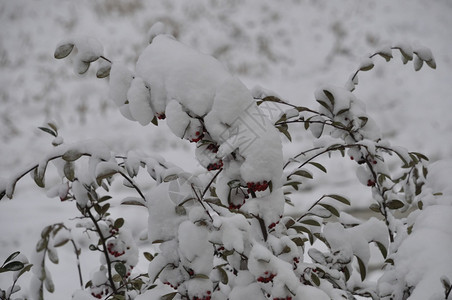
1, 22, 450, 300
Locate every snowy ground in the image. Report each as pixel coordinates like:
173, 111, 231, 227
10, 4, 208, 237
0, 0, 451, 298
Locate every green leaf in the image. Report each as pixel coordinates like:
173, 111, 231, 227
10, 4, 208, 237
284, 219, 295, 228
64, 162, 75, 182
317, 100, 331, 112
343, 266, 351, 281
291, 237, 306, 247
115, 262, 127, 277
143, 252, 154, 262
163, 174, 179, 182
62, 149, 83, 162
411, 151, 429, 161
308, 162, 327, 173
292, 226, 314, 244
99, 203, 111, 216
151, 116, 158, 126
54, 43, 74, 59
319, 203, 340, 217
386, 199, 404, 210
3, 251, 20, 265
291, 169, 313, 179
112, 273, 122, 282
369, 203, 381, 213
33, 167, 45, 188
217, 266, 228, 285
375, 241, 388, 258
114, 218, 124, 229
311, 272, 320, 286
356, 256, 367, 281
441, 276, 451, 294
38, 127, 57, 137
417, 201, 423, 210
284, 181, 301, 191
323, 90, 335, 106
161, 292, 178, 300
327, 194, 350, 205
300, 219, 321, 226
0, 261, 24, 273
194, 274, 209, 279
96, 64, 111, 78
277, 124, 292, 142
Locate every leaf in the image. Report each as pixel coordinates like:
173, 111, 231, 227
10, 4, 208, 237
112, 274, 122, 282
375, 241, 388, 258
311, 272, 320, 286
417, 200, 423, 210
284, 218, 295, 228
284, 181, 301, 191
291, 169, 313, 179
121, 198, 146, 207
291, 237, 306, 247
217, 266, 228, 284
277, 124, 292, 142
369, 203, 381, 213
319, 203, 340, 217
327, 194, 350, 206
45, 276, 55, 293
308, 162, 327, 173
163, 174, 179, 182
356, 256, 367, 281
115, 262, 127, 277
386, 199, 404, 210
38, 127, 57, 137
441, 276, 451, 293
151, 116, 158, 126
54, 238, 69, 248
64, 162, 75, 182
317, 100, 331, 112
300, 219, 321, 226
161, 292, 178, 300
413, 55, 423, 71
0, 261, 24, 273
96, 64, 111, 78
54, 43, 74, 59
3, 251, 20, 265
143, 252, 154, 262
62, 149, 83, 162
114, 218, 124, 229
194, 274, 209, 279
323, 90, 335, 106
343, 266, 351, 281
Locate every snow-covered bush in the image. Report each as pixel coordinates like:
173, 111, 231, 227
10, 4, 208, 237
1, 22, 451, 300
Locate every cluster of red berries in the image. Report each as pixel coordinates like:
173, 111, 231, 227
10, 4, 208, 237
367, 179, 376, 187
207, 160, 223, 171
268, 220, 280, 229
108, 225, 119, 236
91, 288, 110, 299
190, 131, 204, 143
293, 257, 300, 270
247, 181, 269, 193
192, 291, 211, 300
157, 112, 166, 120
107, 243, 126, 257
205, 143, 219, 153
91, 292, 102, 299
257, 271, 276, 283
163, 281, 179, 289
273, 296, 293, 300
228, 203, 242, 210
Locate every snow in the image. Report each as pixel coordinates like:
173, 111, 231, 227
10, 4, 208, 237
1, 0, 451, 299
